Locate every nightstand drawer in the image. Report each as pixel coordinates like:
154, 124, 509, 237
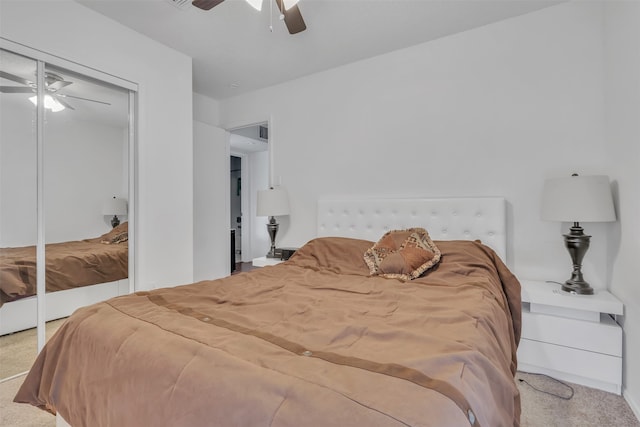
522, 310, 622, 357
518, 338, 622, 386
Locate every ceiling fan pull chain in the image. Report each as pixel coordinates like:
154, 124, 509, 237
269, 0, 273, 32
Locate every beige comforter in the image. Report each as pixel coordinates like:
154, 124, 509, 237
15, 237, 521, 427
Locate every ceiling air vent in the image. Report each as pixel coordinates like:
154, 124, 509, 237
166, 0, 192, 10
259, 126, 268, 141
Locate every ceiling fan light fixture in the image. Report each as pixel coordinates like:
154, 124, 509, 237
245, 0, 262, 11
29, 94, 66, 113
282, 0, 299, 10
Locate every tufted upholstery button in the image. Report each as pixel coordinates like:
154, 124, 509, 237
442, 228, 448, 234
488, 232, 494, 236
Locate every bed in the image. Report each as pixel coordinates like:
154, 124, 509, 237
0, 222, 129, 335
15, 197, 522, 427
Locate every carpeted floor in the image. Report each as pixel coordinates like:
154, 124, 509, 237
517, 371, 639, 427
0, 375, 54, 426
1, 369, 638, 426
0, 318, 66, 380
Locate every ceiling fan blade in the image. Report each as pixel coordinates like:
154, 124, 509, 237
59, 93, 111, 106
0, 70, 34, 86
275, 0, 306, 34
0, 86, 33, 93
192, 0, 224, 10
48, 80, 73, 92
55, 97, 75, 111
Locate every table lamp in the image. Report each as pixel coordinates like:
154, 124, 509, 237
541, 174, 616, 295
103, 196, 128, 228
256, 187, 290, 258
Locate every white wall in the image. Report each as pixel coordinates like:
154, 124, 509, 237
0, 98, 37, 246
44, 117, 126, 243
193, 92, 220, 127
0, 0, 194, 289
248, 150, 270, 259
603, 0, 640, 416
193, 120, 230, 281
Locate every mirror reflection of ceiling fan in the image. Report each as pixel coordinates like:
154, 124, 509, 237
0, 70, 111, 112
192, 0, 306, 34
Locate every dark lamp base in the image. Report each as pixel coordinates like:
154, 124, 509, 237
561, 223, 594, 295
562, 280, 594, 295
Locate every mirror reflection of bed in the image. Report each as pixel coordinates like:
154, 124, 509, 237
0, 49, 133, 381
0, 223, 130, 331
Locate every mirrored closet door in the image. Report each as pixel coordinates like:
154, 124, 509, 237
0, 49, 39, 380
0, 46, 136, 381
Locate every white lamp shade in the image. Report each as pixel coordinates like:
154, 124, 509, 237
257, 188, 290, 217
103, 197, 128, 216
282, 0, 299, 10
245, 0, 262, 11
541, 175, 616, 222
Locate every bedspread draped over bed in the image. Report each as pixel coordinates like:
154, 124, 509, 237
0, 223, 128, 306
15, 237, 521, 427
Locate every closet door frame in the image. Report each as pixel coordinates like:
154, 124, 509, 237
0, 38, 138, 352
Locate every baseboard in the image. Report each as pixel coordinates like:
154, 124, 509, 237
623, 389, 640, 422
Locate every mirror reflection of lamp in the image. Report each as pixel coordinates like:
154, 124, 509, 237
103, 196, 128, 228
256, 187, 290, 258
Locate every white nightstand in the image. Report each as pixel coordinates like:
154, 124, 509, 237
517, 280, 623, 395
252, 256, 284, 267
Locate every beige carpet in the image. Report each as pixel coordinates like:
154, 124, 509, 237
517, 372, 639, 427
0, 375, 55, 427
0, 319, 67, 379
1, 369, 638, 426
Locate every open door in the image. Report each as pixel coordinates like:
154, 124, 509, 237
229, 124, 269, 265
193, 121, 230, 281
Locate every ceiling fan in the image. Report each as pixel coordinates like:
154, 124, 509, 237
192, 0, 306, 34
0, 70, 111, 112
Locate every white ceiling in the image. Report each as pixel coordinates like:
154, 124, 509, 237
77, 0, 564, 100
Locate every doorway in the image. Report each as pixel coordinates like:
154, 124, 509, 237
230, 155, 242, 265
229, 123, 269, 267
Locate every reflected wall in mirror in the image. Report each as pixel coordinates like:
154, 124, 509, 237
0, 48, 135, 380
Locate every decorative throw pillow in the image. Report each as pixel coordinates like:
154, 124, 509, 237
100, 222, 129, 244
364, 228, 441, 281
110, 231, 128, 244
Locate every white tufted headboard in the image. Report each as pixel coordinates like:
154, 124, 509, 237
317, 197, 507, 262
